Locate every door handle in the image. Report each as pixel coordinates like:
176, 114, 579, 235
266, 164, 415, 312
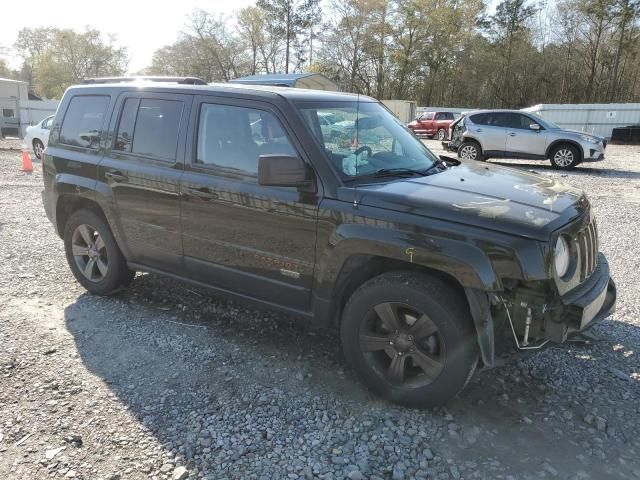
105, 171, 128, 182
508, 132, 517, 136
185, 187, 219, 200
475, 128, 483, 132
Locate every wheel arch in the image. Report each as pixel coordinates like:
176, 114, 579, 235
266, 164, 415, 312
323, 254, 496, 368
460, 136, 484, 151
55, 195, 107, 238
546, 139, 584, 161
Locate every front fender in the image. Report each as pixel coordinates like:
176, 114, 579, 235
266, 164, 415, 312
315, 223, 501, 295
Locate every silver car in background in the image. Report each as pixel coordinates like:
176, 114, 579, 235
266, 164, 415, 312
448, 110, 606, 169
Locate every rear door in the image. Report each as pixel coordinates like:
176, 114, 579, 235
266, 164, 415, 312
505, 113, 547, 157
179, 95, 320, 312
467, 112, 507, 155
99, 92, 193, 271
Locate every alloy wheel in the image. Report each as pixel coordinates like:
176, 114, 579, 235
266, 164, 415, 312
71, 224, 108, 282
459, 145, 478, 160
437, 129, 446, 140
553, 149, 574, 167
33, 141, 44, 159
359, 302, 445, 387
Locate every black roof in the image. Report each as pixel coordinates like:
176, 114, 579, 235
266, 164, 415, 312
69, 80, 375, 103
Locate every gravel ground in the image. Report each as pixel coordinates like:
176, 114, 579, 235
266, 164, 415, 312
1, 138, 639, 480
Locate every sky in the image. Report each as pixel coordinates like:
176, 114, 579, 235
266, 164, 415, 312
0, 0, 255, 73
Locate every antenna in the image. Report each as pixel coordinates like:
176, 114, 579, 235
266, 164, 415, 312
353, 91, 360, 208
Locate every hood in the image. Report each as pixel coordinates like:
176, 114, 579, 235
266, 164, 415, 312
352, 162, 587, 240
560, 129, 604, 141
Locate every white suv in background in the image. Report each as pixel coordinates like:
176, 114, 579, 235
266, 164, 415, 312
449, 110, 606, 169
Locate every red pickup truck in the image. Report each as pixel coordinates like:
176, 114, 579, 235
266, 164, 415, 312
407, 111, 456, 140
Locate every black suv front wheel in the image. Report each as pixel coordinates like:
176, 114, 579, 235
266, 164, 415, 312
341, 272, 478, 408
64, 209, 135, 295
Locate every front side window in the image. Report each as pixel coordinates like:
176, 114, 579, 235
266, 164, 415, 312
507, 113, 540, 130
60, 95, 109, 149
298, 101, 439, 180
42, 116, 54, 129
196, 103, 297, 177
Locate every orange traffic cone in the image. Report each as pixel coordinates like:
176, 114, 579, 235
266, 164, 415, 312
21, 149, 33, 173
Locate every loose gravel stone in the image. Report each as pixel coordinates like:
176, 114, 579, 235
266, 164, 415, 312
0, 141, 639, 479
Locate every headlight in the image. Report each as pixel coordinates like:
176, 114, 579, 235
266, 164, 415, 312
580, 134, 599, 144
554, 236, 570, 277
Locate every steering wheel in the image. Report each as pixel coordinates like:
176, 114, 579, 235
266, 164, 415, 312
354, 145, 372, 157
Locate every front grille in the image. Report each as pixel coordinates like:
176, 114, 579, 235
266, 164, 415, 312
577, 219, 598, 281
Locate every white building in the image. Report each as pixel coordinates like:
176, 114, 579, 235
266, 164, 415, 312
0, 77, 59, 138
522, 103, 640, 140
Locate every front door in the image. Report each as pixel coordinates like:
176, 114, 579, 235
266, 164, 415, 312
180, 96, 320, 312
99, 92, 193, 270
505, 113, 547, 157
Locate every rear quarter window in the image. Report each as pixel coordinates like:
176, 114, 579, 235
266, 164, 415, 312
59, 95, 110, 149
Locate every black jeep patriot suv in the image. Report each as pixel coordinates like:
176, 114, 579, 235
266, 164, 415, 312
42, 77, 616, 407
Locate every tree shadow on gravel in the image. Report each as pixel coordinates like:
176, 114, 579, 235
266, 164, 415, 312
62, 272, 640, 478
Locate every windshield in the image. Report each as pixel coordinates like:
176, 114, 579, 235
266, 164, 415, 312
297, 101, 439, 181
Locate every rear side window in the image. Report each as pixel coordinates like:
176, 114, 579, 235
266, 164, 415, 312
133, 99, 183, 160
114, 98, 183, 161
469, 113, 489, 125
469, 112, 509, 127
60, 95, 109, 149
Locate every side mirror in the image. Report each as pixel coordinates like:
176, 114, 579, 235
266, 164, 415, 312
529, 123, 541, 131
258, 154, 312, 188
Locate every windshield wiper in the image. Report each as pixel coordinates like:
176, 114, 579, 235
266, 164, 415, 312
373, 167, 427, 177
343, 167, 426, 183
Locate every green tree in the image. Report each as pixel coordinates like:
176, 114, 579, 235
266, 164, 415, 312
14, 27, 127, 98
257, 0, 321, 73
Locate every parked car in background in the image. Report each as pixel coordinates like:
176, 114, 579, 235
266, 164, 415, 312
444, 110, 607, 169
407, 111, 456, 140
24, 115, 54, 159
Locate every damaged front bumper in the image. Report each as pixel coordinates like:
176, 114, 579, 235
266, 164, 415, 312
494, 253, 616, 355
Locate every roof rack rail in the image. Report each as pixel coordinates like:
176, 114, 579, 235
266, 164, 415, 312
82, 76, 207, 85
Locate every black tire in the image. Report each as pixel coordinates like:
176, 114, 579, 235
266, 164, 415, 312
63, 209, 135, 295
457, 141, 484, 162
340, 272, 478, 408
437, 128, 447, 141
549, 144, 580, 169
33, 139, 45, 160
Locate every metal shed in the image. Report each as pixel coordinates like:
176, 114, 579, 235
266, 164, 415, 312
522, 103, 640, 139
382, 100, 417, 123
0, 77, 59, 137
229, 73, 340, 91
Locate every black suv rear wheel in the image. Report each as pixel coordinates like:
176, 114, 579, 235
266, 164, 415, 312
64, 209, 135, 295
340, 272, 478, 408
